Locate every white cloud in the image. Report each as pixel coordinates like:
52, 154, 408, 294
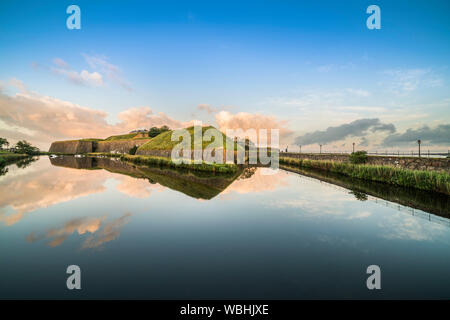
0, 80, 185, 149
337, 106, 386, 112
50, 55, 132, 89
215, 110, 293, 143
383, 68, 443, 93
52, 58, 70, 69
346, 88, 370, 97
79, 70, 103, 86
317, 64, 334, 73
82, 54, 133, 91
51, 58, 104, 87
316, 63, 356, 73
8, 78, 27, 93
197, 104, 217, 114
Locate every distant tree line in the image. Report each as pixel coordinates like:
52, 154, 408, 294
0, 138, 40, 155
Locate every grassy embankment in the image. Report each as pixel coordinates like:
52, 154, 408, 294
137, 126, 244, 152
0, 151, 30, 166
51, 126, 242, 172
51, 134, 146, 144
280, 157, 450, 195
104, 133, 150, 141
85, 152, 122, 157
120, 154, 237, 173
128, 126, 242, 173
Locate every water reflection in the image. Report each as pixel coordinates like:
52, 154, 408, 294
1, 156, 450, 298
50, 156, 241, 200
0, 166, 7, 177
0, 156, 38, 177
219, 166, 289, 197
27, 213, 131, 249
0, 156, 238, 226
280, 164, 450, 218
1, 156, 448, 229
15, 156, 38, 169
0, 158, 109, 226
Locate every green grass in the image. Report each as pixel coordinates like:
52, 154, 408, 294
0, 152, 30, 166
120, 154, 238, 173
52, 138, 104, 143
280, 157, 450, 195
80, 138, 104, 142
85, 152, 122, 157
53, 135, 148, 143
104, 133, 139, 141
48, 152, 81, 156
138, 126, 244, 152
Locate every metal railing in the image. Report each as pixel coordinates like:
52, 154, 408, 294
280, 150, 449, 158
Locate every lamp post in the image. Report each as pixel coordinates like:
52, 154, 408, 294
352, 142, 355, 153
319, 144, 322, 154
417, 139, 421, 158
299, 145, 301, 153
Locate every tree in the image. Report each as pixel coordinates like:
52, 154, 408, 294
148, 125, 170, 138
349, 150, 368, 164
15, 140, 39, 155
0, 137, 9, 149
128, 145, 138, 155
148, 127, 160, 138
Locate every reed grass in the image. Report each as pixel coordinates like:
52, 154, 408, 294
280, 157, 450, 195
0, 153, 30, 166
120, 154, 237, 173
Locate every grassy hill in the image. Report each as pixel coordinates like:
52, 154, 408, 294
138, 126, 243, 151
105, 133, 149, 141
52, 133, 148, 144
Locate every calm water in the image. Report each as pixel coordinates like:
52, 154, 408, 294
1, 156, 449, 299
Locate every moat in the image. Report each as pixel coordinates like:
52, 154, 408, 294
0, 156, 449, 299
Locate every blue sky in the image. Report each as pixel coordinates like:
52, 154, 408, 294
0, 0, 449, 150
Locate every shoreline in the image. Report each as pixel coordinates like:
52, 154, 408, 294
280, 157, 450, 195
0, 152, 32, 166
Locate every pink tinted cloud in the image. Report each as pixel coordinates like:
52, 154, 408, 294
0, 85, 185, 149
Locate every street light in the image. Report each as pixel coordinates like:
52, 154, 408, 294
352, 142, 355, 153
417, 139, 421, 158
319, 144, 322, 154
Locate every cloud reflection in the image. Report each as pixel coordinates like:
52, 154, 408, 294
220, 167, 290, 198
82, 213, 131, 249
0, 160, 110, 226
26, 213, 131, 249
0, 159, 161, 226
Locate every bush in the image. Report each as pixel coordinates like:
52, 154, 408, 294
0, 137, 9, 149
148, 126, 170, 138
129, 145, 138, 155
349, 151, 368, 164
15, 140, 39, 155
